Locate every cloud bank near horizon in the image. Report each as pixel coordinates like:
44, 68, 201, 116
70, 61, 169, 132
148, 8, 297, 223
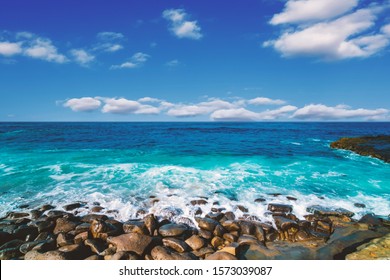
61, 96, 389, 121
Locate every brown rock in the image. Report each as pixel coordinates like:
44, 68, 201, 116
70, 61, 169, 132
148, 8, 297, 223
24, 250, 67, 260
286, 196, 297, 201
0, 247, 23, 260
107, 233, 153, 256
81, 214, 108, 223
74, 223, 91, 235
63, 203, 83, 211
84, 239, 107, 255
163, 238, 189, 253
273, 216, 299, 231
190, 199, 208, 206
354, 203, 366, 208
6, 212, 29, 219
57, 233, 73, 247
196, 217, 219, 231
254, 198, 266, 203
206, 212, 224, 221
213, 224, 227, 237
254, 225, 265, 242
346, 233, 390, 260
198, 229, 213, 240
267, 203, 292, 213
238, 235, 260, 246
224, 212, 236, 220
223, 233, 237, 243
40, 204, 55, 211
205, 252, 237, 260
74, 231, 89, 244
239, 221, 255, 235
91, 206, 104, 213
192, 247, 215, 258
185, 235, 205, 251
219, 242, 239, 256
53, 218, 78, 235
144, 214, 157, 236
84, 254, 102, 260
221, 220, 240, 232
158, 223, 187, 237
306, 205, 354, 218
123, 220, 147, 235
151, 246, 194, 260
211, 236, 224, 248
237, 205, 249, 213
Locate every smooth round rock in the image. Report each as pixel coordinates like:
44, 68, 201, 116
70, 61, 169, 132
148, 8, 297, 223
158, 224, 187, 237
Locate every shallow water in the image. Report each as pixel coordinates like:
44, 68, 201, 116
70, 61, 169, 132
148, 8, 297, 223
0, 122, 389, 223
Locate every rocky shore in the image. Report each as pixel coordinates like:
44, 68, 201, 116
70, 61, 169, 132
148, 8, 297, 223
331, 135, 390, 163
1, 201, 389, 260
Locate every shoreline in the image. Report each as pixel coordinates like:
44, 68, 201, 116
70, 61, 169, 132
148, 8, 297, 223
1, 201, 389, 260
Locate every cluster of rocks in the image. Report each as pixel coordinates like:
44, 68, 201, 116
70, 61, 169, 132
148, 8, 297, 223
330, 135, 390, 163
1, 202, 389, 260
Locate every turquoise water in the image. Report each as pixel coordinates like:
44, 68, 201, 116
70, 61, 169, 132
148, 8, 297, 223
0, 122, 389, 223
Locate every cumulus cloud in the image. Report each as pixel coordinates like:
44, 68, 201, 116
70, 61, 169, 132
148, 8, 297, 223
63, 97, 101, 112
292, 104, 389, 120
110, 52, 150, 69
248, 97, 286, 105
138, 97, 163, 103
163, 9, 203, 40
265, 2, 390, 60
167, 99, 236, 117
95, 32, 124, 53
70, 49, 95, 66
24, 38, 68, 63
270, 0, 359, 25
0, 41, 22, 56
101, 98, 160, 114
211, 108, 260, 121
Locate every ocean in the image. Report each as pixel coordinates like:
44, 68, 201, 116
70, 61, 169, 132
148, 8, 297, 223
0, 122, 389, 224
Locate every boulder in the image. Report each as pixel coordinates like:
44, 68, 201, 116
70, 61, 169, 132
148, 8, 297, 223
306, 205, 354, 218
123, 220, 147, 235
221, 220, 240, 232
211, 236, 224, 248
53, 218, 78, 235
267, 203, 292, 213
144, 214, 157, 236
195, 217, 219, 231
346, 233, 390, 260
205, 252, 237, 260
24, 250, 67, 260
163, 238, 190, 253
273, 216, 299, 231
151, 246, 194, 260
107, 233, 153, 256
185, 235, 205, 251
84, 239, 107, 255
63, 203, 83, 211
158, 223, 187, 237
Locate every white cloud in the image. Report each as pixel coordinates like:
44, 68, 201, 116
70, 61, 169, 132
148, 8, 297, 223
101, 98, 160, 115
167, 99, 236, 117
24, 38, 68, 63
70, 49, 95, 65
270, 0, 359, 25
63, 97, 101, 112
211, 108, 259, 121
0, 41, 22, 56
292, 104, 389, 120
163, 9, 203, 40
257, 105, 298, 120
138, 97, 162, 103
96, 32, 124, 41
248, 97, 286, 105
110, 52, 150, 69
265, 3, 390, 60
166, 59, 180, 67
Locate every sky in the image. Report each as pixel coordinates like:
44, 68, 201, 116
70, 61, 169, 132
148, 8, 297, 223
0, 0, 390, 121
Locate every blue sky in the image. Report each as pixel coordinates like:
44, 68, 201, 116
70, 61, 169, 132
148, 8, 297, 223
0, 0, 389, 121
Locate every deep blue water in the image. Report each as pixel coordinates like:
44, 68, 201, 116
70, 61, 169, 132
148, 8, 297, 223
0, 122, 389, 222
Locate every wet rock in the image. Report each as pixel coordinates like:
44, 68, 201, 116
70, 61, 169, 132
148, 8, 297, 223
105, 251, 140, 260
295, 230, 314, 242
91, 219, 117, 240
306, 205, 354, 218
267, 203, 293, 213
34, 220, 55, 233
0, 232, 13, 246
268, 193, 282, 197
85, 254, 102, 260
254, 225, 265, 243
239, 221, 255, 235
74, 223, 91, 235
359, 214, 382, 226
0, 247, 23, 260
107, 233, 153, 256
160, 207, 183, 220
32, 238, 56, 251
123, 220, 147, 235
193, 247, 215, 258
30, 210, 43, 220
354, 203, 366, 208
273, 216, 299, 231
190, 199, 208, 206
63, 203, 83, 211
47, 210, 68, 219
315, 220, 332, 234
91, 206, 104, 213
211, 236, 224, 248
185, 235, 205, 251
40, 204, 55, 211
0, 240, 24, 251
198, 229, 213, 240
56, 233, 73, 247
84, 239, 107, 255
159, 223, 187, 237
20, 240, 49, 254
330, 136, 390, 163
195, 217, 219, 231
81, 214, 108, 223
144, 214, 157, 235
238, 235, 261, 246
205, 252, 237, 260
286, 196, 297, 201
206, 212, 224, 221
74, 231, 89, 244
213, 225, 227, 237
223, 233, 237, 243
238, 244, 280, 260
175, 217, 196, 228
163, 238, 190, 253
53, 218, 78, 234
219, 242, 239, 256
254, 198, 266, 203
24, 250, 67, 260
346, 233, 390, 260
221, 220, 240, 232
13, 225, 38, 241
237, 205, 249, 213
190, 207, 202, 216
224, 212, 236, 220
151, 246, 194, 260
6, 212, 30, 219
